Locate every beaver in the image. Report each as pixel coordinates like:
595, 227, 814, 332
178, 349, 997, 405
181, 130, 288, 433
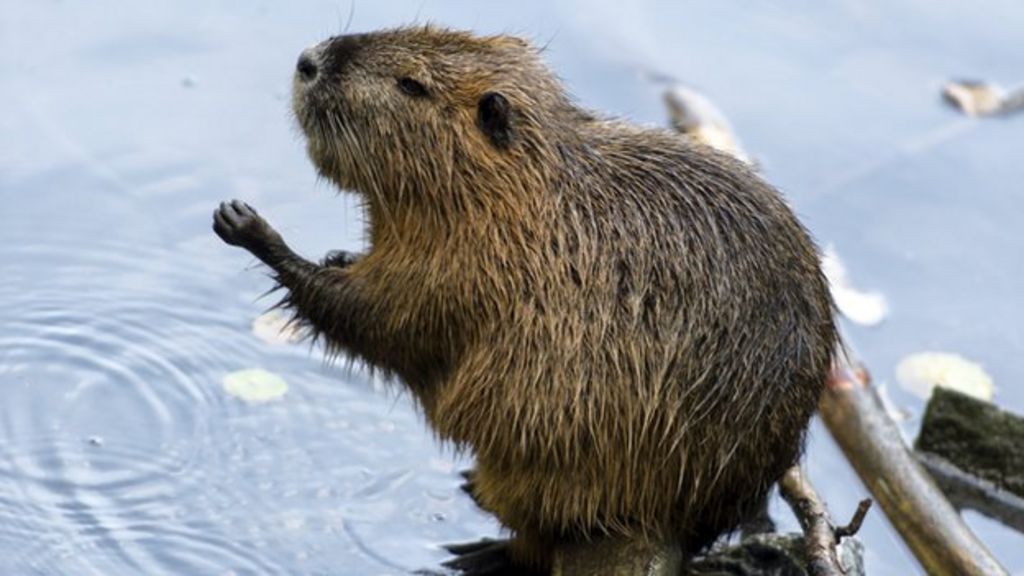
213, 26, 836, 574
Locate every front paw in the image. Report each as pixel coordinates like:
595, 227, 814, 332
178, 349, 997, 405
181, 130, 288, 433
212, 200, 283, 256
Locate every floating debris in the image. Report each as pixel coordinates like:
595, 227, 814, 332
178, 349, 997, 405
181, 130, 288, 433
821, 245, 888, 327
663, 84, 752, 164
222, 368, 289, 403
251, 309, 304, 345
942, 79, 1024, 117
896, 351, 995, 401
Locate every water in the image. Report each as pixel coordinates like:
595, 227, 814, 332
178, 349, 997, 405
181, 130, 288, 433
1, 1, 1022, 574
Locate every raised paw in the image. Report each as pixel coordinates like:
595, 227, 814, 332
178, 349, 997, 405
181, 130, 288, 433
320, 249, 362, 269
212, 199, 283, 256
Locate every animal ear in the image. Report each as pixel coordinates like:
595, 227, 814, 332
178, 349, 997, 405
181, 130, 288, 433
477, 92, 514, 149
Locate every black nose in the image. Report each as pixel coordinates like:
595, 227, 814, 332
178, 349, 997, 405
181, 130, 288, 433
297, 51, 318, 82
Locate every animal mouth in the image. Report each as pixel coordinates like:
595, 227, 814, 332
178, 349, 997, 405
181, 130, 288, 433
291, 80, 352, 188
291, 44, 332, 137
291, 71, 340, 148
291, 86, 319, 136
289, 39, 360, 191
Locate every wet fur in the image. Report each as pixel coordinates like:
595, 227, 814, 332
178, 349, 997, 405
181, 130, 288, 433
286, 26, 836, 568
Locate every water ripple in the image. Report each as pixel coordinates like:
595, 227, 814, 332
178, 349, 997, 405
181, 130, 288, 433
0, 236, 284, 574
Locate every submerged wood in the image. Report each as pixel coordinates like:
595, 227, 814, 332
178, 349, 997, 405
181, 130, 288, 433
689, 532, 864, 576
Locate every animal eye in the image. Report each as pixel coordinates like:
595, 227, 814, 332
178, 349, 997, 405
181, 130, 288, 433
397, 77, 429, 98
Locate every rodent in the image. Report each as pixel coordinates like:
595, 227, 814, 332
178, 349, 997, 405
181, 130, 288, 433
213, 26, 836, 574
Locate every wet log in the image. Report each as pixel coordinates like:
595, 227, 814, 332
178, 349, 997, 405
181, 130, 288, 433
917, 452, 1024, 535
818, 343, 1008, 576
689, 532, 864, 576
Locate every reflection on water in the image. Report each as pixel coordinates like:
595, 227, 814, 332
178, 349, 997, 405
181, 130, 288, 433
2, 1, 1022, 574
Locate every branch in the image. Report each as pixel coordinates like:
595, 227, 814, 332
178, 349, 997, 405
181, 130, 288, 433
916, 452, 1024, 535
779, 466, 871, 576
834, 500, 872, 540
818, 341, 1008, 576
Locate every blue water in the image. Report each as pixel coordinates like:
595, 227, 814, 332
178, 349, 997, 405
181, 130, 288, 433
2, 1, 1022, 574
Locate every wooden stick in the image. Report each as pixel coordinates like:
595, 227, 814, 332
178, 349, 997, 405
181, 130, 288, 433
779, 466, 871, 576
818, 342, 1008, 576
834, 499, 872, 540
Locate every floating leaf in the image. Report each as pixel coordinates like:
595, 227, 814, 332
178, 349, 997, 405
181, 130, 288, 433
895, 352, 995, 401
251, 309, 304, 345
821, 245, 888, 327
222, 368, 289, 403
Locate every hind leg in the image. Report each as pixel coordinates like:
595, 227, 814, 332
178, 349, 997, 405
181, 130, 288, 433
447, 469, 552, 574
453, 468, 679, 575
739, 493, 775, 538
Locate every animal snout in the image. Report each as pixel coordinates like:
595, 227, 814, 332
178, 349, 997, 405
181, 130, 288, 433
296, 49, 319, 83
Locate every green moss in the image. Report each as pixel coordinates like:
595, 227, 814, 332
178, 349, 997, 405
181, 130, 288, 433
916, 387, 1024, 497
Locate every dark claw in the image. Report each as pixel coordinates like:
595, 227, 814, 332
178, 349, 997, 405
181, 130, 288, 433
458, 469, 486, 510
321, 249, 362, 269
442, 538, 539, 576
231, 198, 252, 216
444, 539, 501, 556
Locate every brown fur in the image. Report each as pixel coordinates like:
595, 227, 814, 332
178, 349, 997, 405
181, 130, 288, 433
286, 26, 835, 569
